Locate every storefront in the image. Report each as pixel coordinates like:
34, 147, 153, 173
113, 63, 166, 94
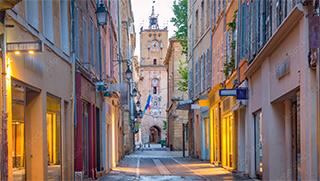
208, 84, 222, 166
221, 97, 236, 170
75, 73, 101, 179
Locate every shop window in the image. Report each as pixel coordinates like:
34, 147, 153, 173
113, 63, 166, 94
11, 83, 26, 180
205, 118, 209, 150
47, 97, 61, 180
254, 111, 263, 175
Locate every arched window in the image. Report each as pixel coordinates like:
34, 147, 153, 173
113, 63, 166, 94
153, 59, 157, 65
152, 79, 159, 94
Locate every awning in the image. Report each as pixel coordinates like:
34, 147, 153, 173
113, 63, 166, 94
176, 100, 192, 110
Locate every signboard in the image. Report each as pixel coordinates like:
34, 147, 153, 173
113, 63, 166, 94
191, 104, 200, 109
7, 41, 43, 52
219, 89, 237, 97
236, 88, 248, 100
219, 88, 248, 100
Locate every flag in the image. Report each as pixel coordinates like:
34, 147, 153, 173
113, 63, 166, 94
142, 94, 151, 117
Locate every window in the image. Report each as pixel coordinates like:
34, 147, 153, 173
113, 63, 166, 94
26, 0, 39, 30
47, 97, 61, 180
207, 1, 210, 27
199, 57, 201, 93
153, 87, 157, 94
153, 59, 157, 65
206, 49, 211, 89
90, 21, 94, 70
201, 53, 205, 92
96, 29, 100, 75
201, 1, 204, 33
212, 54, 215, 86
276, 0, 283, 27
213, 0, 216, 25
218, 0, 221, 15
195, 10, 199, 42
43, 0, 54, 43
83, 18, 88, 64
240, 3, 246, 59
195, 61, 198, 95
60, 0, 69, 55
254, 111, 262, 174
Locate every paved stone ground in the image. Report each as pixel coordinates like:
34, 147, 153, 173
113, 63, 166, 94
97, 144, 251, 181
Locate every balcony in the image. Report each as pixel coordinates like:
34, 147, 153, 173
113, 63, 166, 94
0, 0, 21, 11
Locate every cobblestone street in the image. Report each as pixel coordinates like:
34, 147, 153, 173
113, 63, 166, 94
98, 144, 250, 181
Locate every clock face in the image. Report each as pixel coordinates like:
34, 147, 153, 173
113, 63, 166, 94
151, 41, 159, 49
152, 79, 159, 87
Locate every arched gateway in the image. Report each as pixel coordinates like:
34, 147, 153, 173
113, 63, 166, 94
149, 126, 161, 143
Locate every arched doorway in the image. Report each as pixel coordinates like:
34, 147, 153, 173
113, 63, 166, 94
149, 126, 161, 143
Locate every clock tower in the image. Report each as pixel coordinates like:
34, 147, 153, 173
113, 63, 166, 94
137, 2, 168, 145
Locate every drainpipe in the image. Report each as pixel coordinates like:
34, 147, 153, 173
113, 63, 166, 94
70, 0, 76, 179
117, 0, 123, 84
191, 0, 195, 158
0, 10, 8, 181
236, 0, 241, 85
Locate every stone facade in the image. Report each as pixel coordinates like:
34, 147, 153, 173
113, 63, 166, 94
165, 38, 189, 151
138, 6, 168, 144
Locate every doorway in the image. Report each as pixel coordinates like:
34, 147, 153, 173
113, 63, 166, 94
46, 96, 61, 180
292, 98, 301, 180
11, 83, 26, 181
82, 102, 90, 177
149, 126, 161, 143
222, 113, 234, 168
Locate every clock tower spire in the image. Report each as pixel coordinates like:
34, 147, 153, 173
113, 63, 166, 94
148, 0, 159, 29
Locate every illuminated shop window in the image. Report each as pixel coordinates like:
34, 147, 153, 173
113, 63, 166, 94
47, 97, 61, 180
12, 83, 26, 180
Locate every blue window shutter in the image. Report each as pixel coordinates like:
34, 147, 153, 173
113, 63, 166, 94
198, 57, 201, 94
43, 0, 54, 43
60, 0, 69, 55
212, 54, 215, 86
26, 1, 39, 30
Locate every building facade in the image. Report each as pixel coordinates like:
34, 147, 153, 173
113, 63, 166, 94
1, 1, 73, 180
187, 0, 212, 160
242, 1, 318, 180
165, 38, 189, 151
139, 5, 168, 145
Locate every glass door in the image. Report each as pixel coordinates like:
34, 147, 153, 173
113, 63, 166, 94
11, 83, 26, 181
46, 97, 61, 180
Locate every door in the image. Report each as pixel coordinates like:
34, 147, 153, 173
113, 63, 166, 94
82, 102, 89, 177
292, 100, 301, 180
46, 96, 61, 180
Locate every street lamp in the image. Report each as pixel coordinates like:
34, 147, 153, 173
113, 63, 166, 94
138, 109, 142, 118
95, 2, 107, 26
125, 67, 132, 80
132, 88, 137, 97
104, 89, 112, 97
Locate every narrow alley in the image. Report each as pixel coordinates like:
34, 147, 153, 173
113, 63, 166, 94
98, 144, 250, 181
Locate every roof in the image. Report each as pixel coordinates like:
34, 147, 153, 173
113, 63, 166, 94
176, 100, 192, 110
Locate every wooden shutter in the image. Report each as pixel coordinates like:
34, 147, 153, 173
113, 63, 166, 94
202, 53, 205, 92
212, 54, 215, 86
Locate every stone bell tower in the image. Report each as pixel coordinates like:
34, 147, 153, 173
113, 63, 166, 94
138, 0, 168, 145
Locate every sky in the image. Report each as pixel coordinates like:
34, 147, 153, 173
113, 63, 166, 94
131, 0, 176, 59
